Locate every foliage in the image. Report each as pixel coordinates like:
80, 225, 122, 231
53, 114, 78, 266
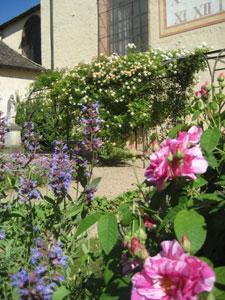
1, 68, 225, 299
16, 47, 207, 158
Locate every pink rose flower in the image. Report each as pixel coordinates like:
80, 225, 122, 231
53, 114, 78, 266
145, 126, 208, 190
131, 240, 215, 300
177, 126, 202, 146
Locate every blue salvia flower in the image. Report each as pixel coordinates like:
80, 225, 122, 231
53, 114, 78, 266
31, 247, 44, 264
49, 242, 69, 269
11, 269, 29, 292
22, 121, 41, 154
83, 186, 97, 203
49, 141, 73, 198
12, 238, 68, 299
81, 102, 102, 151
17, 176, 40, 202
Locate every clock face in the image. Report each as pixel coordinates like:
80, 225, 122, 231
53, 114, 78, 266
166, 0, 225, 27
159, 0, 225, 36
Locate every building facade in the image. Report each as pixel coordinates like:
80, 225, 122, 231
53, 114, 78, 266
1, 1, 225, 69
0, 0, 224, 114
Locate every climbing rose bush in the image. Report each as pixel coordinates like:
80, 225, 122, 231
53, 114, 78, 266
144, 126, 208, 190
131, 240, 215, 300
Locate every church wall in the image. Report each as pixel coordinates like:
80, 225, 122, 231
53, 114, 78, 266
41, 0, 98, 69
149, 1, 225, 50
41, 0, 51, 69
1, 12, 40, 54
0, 68, 37, 115
148, 0, 225, 83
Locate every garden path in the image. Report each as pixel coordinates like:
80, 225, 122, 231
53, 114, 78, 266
70, 159, 146, 199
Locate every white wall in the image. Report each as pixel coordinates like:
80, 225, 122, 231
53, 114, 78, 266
1, 12, 40, 54
41, 0, 98, 69
0, 68, 37, 115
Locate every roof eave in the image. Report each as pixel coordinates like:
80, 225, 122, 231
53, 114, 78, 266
0, 64, 44, 73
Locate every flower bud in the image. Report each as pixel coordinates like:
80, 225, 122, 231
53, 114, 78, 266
151, 140, 159, 152
220, 82, 225, 88
130, 237, 142, 255
137, 228, 147, 241
143, 216, 156, 230
195, 91, 201, 98
205, 81, 211, 91
176, 146, 184, 159
181, 235, 191, 253
218, 72, 225, 82
200, 88, 207, 97
168, 153, 173, 163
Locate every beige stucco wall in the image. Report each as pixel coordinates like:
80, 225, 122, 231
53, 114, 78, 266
41, 0, 98, 69
149, 1, 225, 50
1, 12, 40, 54
148, 1, 225, 83
0, 68, 37, 115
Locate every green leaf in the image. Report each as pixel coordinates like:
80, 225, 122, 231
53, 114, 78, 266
215, 175, 225, 186
52, 286, 70, 300
174, 210, 206, 254
209, 102, 219, 112
192, 110, 200, 121
119, 203, 133, 226
98, 214, 118, 254
213, 267, 225, 300
193, 177, 208, 188
12, 289, 19, 300
104, 266, 114, 285
65, 206, 81, 219
168, 124, 186, 138
75, 213, 102, 237
205, 153, 218, 168
201, 128, 221, 153
88, 177, 102, 189
44, 195, 56, 206
100, 295, 118, 300
159, 202, 187, 231
199, 257, 214, 267
199, 292, 215, 300
198, 193, 223, 202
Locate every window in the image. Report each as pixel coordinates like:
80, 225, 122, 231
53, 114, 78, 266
20, 15, 41, 64
98, 0, 148, 55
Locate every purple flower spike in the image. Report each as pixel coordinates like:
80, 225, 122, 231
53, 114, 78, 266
81, 102, 102, 151
17, 176, 40, 202
49, 141, 73, 198
22, 121, 41, 154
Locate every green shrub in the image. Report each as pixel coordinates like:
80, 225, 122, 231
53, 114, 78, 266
16, 47, 207, 156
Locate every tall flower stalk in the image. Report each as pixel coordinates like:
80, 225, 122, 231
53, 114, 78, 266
22, 122, 41, 159
79, 102, 102, 203
49, 141, 73, 202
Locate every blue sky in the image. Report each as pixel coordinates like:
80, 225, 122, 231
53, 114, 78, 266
0, 0, 40, 25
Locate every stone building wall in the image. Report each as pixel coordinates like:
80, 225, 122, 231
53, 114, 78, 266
41, 0, 98, 69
